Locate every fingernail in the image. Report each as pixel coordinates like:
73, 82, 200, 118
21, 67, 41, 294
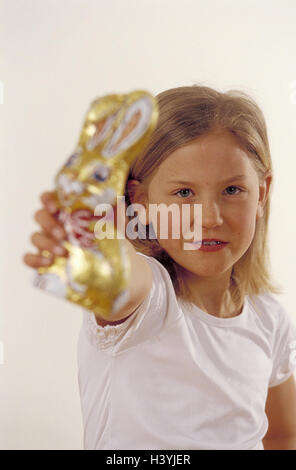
41, 257, 52, 265
52, 227, 64, 239
48, 202, 57, 213
53, 245, 66, 255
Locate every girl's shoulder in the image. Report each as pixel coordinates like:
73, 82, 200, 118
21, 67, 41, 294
248, 290, 288, 315
250, 292, 296, 388
248, 291, 296, 334
135, 251, 176, 290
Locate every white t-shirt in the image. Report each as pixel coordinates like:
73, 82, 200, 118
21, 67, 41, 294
77, 252, 296, 450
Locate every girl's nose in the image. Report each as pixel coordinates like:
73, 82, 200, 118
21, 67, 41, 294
200, 200, 223, 229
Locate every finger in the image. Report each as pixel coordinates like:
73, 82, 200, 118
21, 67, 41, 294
23, 252, 54, 268
31, 232, 68, 256
40, 191, 58, 214
34, 208, 66, 240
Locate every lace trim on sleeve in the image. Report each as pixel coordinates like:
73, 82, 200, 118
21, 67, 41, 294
84, 308, 137, 351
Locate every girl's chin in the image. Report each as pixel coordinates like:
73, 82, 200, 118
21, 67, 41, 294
187, 269, 229, 278
180, 258, 233, 275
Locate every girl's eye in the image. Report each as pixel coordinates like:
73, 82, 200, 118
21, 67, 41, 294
175, 188, 193, 198
224, 185, 242, 196
174, 186, 243, 198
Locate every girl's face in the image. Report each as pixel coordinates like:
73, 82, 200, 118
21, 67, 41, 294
142, 130, 272, 281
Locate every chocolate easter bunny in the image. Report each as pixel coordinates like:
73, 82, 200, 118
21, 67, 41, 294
32, 90, 159, 320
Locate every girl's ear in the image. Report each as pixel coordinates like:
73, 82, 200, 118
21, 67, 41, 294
256, 170, 273, 220
127, 179, 149, 225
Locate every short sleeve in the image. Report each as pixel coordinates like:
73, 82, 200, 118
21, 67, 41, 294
269, 302, 296, 388
81, 252, 179, 354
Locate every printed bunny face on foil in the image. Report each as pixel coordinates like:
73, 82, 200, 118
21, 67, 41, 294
33, 90, 159, 319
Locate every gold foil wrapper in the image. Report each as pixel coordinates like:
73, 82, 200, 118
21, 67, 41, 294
33, 90, 159, 320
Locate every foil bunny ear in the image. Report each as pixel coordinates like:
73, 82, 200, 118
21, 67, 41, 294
55, 90, 158, 211
79, 90, 159, 199
33, 90, 159, 319
80, 91, 158, 161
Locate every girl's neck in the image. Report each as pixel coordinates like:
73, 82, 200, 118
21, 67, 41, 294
181, 270, 240, 318
192, 290, 241, 318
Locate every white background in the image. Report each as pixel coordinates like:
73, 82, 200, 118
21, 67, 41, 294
0, 0, 296, 450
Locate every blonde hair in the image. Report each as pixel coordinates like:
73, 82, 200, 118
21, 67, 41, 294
124, 85, 283, 312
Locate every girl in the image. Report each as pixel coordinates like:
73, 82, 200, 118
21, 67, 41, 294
23, 85, 296, 450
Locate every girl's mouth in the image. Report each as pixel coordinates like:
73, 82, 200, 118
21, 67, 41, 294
184, 240, 229, 252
